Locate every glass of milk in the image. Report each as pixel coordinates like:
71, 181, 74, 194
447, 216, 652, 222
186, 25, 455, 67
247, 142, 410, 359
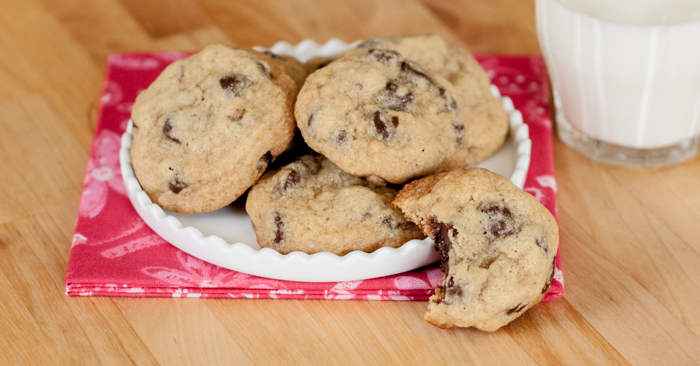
536, 0, 700, 167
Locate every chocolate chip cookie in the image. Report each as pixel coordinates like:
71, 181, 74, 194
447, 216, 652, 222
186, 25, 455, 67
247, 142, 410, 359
295, 48, 469, 186
393, 168, 559, 331
130, 44, 297, 213
357, 35, 509, 165
246, 154, 425, 255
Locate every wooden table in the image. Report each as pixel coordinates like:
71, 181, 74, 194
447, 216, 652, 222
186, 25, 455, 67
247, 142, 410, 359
2, 0, 699, 364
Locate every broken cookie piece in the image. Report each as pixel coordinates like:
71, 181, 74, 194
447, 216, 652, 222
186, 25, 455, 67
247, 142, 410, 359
392, 167, 559, 331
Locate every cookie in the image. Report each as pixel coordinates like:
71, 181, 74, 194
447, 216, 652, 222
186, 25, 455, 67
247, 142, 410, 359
130, 44, 298, 213
393, 168, 559, 331
262, 51, 310, 90
295, 48, 469, 186
246, 154, 425, 255
357, 35, 509, 165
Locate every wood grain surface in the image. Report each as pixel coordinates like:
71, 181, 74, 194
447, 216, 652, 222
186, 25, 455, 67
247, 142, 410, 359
1, 0, 699, 364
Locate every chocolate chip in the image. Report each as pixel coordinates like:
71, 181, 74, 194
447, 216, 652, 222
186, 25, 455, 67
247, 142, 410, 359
401, 61, 434, 84
431, 220, 457, 273
273, 212, 284, 244
284, 170, 300, 189
542, 256, 556, 294
536, 236, 549, 253
454, 123, 465, 146
381, 216, 397, 230
388, 92, 413, 111
132, 120, 139, 129
490, 220, 517, 237
368, 49, 400, 63
228, 108, 246, 121
162, 118, 180, 143
481, 203, 504, 215
336, 131, 347, 145
169, 175, 187, 194
256, 61, 271, 78
307, 112, 315, 127
446, 277, 463, 298
257, 151, 274, 171
380, 82, 414, 111
506, 302, 528, 315
373, 111, 390, 139
356, 82, 364, 90
262, 151, 273, 164
398, 94, 413, 109
481, 203, 518, 238
478, 254, 499, 269
220, 74, 252, 97
278, 170, 300, 194
438, 86, 459, 114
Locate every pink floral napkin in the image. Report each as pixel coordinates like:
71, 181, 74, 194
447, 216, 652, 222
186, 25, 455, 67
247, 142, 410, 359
65, 52, 564, 300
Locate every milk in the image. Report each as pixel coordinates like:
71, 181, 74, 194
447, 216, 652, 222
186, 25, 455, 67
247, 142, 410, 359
557, 0, 700, 26
536, 0, 700, 152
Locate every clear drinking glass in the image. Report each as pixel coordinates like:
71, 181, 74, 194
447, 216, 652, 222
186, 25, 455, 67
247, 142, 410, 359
536, 0, 700, 167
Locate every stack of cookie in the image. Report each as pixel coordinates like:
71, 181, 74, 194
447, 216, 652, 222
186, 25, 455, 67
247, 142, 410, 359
129, 35, 558, 331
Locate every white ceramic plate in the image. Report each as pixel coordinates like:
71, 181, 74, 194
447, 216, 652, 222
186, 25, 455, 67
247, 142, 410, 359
119, 39, 531, 282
